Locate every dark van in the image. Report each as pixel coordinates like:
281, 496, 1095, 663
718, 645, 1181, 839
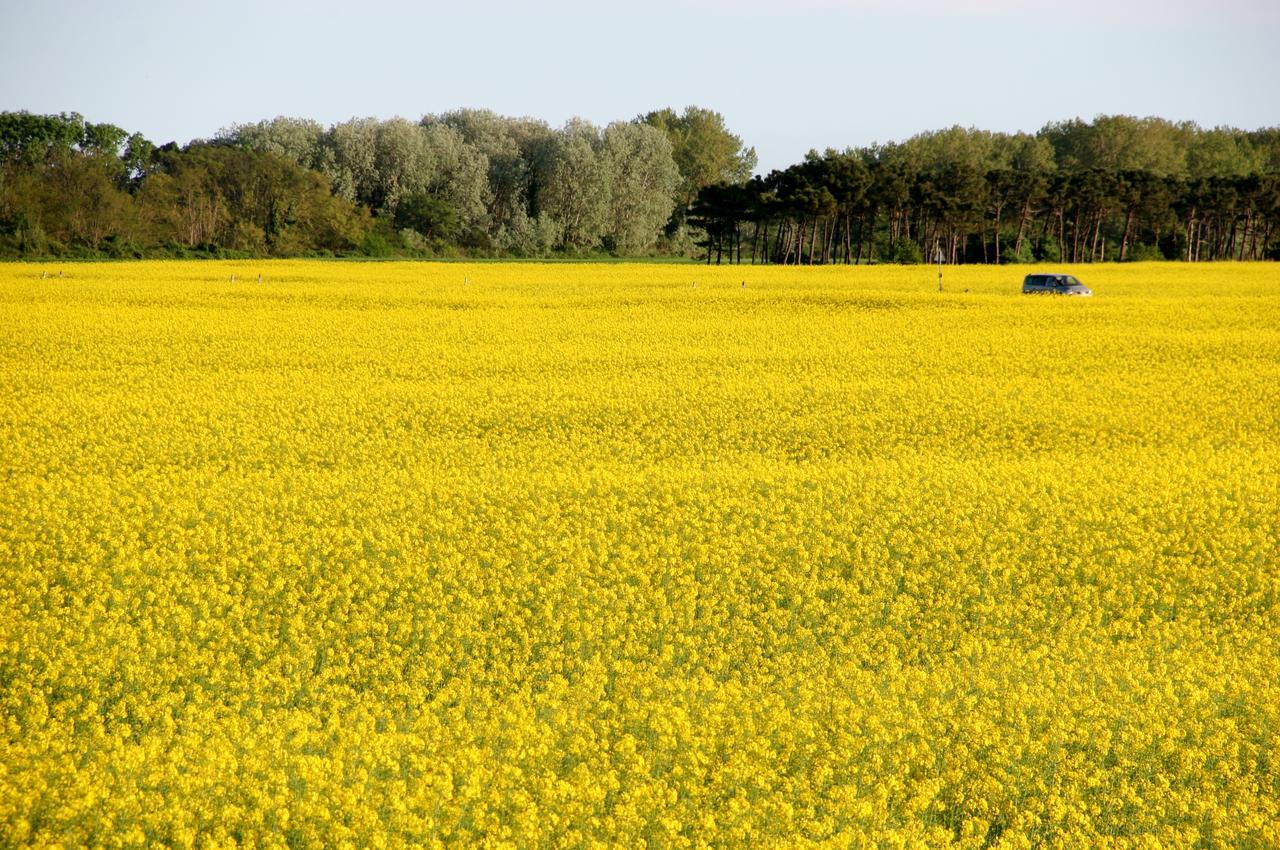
1022, 274, 1092, 296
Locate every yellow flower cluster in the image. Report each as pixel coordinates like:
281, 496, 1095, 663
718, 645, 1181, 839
1, 260, 1277, 849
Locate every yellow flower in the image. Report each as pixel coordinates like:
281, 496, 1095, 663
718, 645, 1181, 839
1, 260, 1277, 847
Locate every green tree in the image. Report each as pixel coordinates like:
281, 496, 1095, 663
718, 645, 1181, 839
418, 122, 489, 241
120, 133, 155, 191
535, 119, 610, 252
143, 145, 368, 254
601, 122, 679, 254
1040, 115, 1190, 176
1187, 127, 1257, 179
428, 110, 554, 242
221, 117, 326, 170
394, 192, 458, 242
641, 106, 756, 208
0, 111, 85, 165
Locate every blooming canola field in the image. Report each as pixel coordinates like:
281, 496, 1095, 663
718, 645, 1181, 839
1, 260, 1278, 849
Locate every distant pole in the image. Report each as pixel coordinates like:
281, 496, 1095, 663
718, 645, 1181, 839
935, 242, 944, 292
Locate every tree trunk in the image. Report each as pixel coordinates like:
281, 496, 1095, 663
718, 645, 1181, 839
993, 202, 1003, 264
1013, 200, 1030, 258
1091, 208, 1104, 262
1071, 208, 1082, 263
1185, 209, 1196, 262
1120, 208, 1135, 262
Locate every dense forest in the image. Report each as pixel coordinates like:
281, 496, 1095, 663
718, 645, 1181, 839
693, 118, 1280, 265
1, 109, 1277, 262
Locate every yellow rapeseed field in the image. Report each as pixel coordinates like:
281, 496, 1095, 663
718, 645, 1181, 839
1, 260, 1278, 849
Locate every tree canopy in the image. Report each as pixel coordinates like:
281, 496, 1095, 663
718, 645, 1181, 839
1, 108, 1277, 262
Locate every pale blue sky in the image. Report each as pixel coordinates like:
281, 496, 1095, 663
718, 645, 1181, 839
1, 0, 1276, 172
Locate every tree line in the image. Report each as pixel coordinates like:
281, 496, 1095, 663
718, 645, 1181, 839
690, 117, 1280, 265
1, 109, 1276, 262
0, 108, 752, 259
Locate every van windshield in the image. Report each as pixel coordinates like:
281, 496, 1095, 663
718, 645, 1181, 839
1025, 274, 1084, 287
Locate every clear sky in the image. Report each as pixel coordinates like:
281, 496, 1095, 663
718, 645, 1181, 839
1, 0, 1276, 173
